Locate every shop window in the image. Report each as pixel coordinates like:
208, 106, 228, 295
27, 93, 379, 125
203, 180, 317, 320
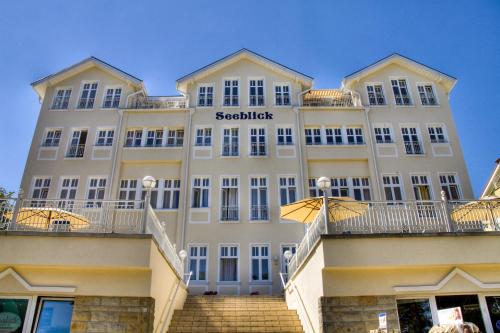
397, 298, 433, 333
33, 298, 74, 333
0, 298, 29, 333
435, 295, 486, 333
485, 296, 500, 333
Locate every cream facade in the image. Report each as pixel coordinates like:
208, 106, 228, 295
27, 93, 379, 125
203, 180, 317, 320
19, 49, 474, 299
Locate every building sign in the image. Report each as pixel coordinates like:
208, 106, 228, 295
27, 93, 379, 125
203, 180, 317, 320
438, 307, 463, 326
378, 312, 387, 329
216, 111, 273, 120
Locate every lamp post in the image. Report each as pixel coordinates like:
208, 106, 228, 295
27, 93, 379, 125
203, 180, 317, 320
316, 177, 331, 232
141, 176, 157, 233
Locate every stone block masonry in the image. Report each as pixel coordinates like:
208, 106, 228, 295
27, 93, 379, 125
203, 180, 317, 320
319, 296, 400, 333
70, 296, 155, 333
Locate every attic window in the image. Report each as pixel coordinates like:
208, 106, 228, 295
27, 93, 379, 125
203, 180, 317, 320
78, 82, 98, 109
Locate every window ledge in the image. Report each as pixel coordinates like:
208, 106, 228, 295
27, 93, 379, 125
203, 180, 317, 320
217, 281, 241, 285
249, 281, 273, 286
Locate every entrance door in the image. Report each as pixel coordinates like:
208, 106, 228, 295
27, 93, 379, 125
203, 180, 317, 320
435, 295, 486, 332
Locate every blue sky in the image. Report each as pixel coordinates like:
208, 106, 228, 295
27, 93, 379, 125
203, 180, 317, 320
0, 0, 498, 197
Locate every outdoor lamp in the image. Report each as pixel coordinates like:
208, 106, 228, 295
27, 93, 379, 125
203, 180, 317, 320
316, 177, 331, 192
179, 249, 188, 262
142, 175, 157, 189
283, 250, 293, 261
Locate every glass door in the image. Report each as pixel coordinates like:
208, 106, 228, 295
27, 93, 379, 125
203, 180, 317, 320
435, 295, 486, 332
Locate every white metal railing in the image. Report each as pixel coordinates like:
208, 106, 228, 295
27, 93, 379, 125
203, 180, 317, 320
221, 205, 239, 221
404, 141, 424, 155
66, 144, 86, 158
126, 95, 187, 109
250, 205, 269, 221
286, 199, 500, 278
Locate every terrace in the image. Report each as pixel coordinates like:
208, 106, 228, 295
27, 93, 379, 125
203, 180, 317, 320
301, 89, 362, 108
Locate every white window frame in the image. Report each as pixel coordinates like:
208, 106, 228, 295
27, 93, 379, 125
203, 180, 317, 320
118, 179, 140, 209
365, 82, 386, 106
221, 126, 240, 157
305, 127, 322, 145
86, 176, 107, 207
65, 128, 88, 158
194, 127, 213, 147
41, 128, 63, 147
162, 179, 181, 210
76, 80, 99, 110
197, 83, 215, 108
373, 125, 394, 144
410, 173, 434, 201
101, 85, 123, 109
276, 125, 294, 146
381, 174, 405, 201
249, 243, 272, 283
191, 176, 210, 209
346, 127, 365, 145
50, 87, 72, 110
308, 177, 325, 197
438, 173, 462, 201
248, 126, 267, 157
325, 127, 344, 145
331, 177, 349, 197
278, 175, 297, 206
351, 177, 371, 201
273, 82, 291, 106
249, 175, 269, 222
188, 244, 209, 283
248, 77, 265, 107
416, 82, 439, 106
30, 176, 52, 203
218, 243, 240, 283
57, 176, 79, 208
427, 123, 448, 144
219, 175, 240, 223
390, 77, 413, 106
95, 128, 115, 147
222, 77, 240, 107
0, 295, 38, 333
125, 129, 144, 147
400, 124, 424, 155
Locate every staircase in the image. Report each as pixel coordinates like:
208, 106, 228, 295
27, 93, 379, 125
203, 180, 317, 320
168, 295, 304, 333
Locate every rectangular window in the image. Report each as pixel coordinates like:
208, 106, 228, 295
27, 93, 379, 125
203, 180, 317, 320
102, 87, 122, 108
331, 178, 349, 197
352, 177, 371, 201
401, 127, 423, 155
440, 174, 461, 200
125, 130, 143, 147
250, 128, 266, 156
383, 175, 403, 201
67, 130, 87, 158
96, 129, 114, 146
141, 181, 159, 209
192, 177, 209, 208
374, 127, 393, 144
411, 175, 433, 200
250, 177, 268, 221
428, 126, 447, 143
366, 84, 385, 105
223, 79, 239, 106
251, 245, 270, 281
277, 127, 293, 145
279, 176, 297, 205
31, 177, 51, 206
391, 79, 412, 105
325, 127, 343, 145
189, 245, 208, 281
346, 127, 364, 145
308, 178, 324, 197
417, 84, 437, 105
198, 85, 214, 107
167, 129, 184, 147
195, 128, 212, 146
51, 88, 72, 109
43, 129, 62, 147
219, 245, 238, 282
221, 177, 239, 221
146, 129, 164, 147
249, 79, 264, 106
305, 128, 322, 145
87, 178, 106, 207
396, 299, 433, 333
59, 178, 78, 202
275, 84, 290, 106
33, 298, 74, 333
222, 128, 239, 156
118, 179, 138, 209
78, 82, 98, 109
163, 179, 180, 209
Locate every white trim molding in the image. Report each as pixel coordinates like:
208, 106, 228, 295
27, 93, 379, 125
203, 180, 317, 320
0, 267, 76, 293
393, 267, 500, 292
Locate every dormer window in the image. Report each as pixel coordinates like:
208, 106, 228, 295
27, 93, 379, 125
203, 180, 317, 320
249, 79, 264, 106
198, 85, 214, 107
78, 82, 98, 109
223, 79, 239, 106
391, 79, 412, 105
366, 84, 385, 105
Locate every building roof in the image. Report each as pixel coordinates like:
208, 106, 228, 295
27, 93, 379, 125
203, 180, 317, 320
31, 57, 144, 99
303, 89, 344, 99
342, 53, 457, 93
176, 48, 313, 91
481, 158, 500, 198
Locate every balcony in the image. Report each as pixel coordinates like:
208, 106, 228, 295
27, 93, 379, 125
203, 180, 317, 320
126, 95, 187, 109
301, 89, 362, 108
221, 205, 239, 221
285, 199, 500, 278
250, 205, 269, 221
66, 144, 85, 158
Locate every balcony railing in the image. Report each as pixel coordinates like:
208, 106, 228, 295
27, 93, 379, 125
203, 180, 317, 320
126, 95, 187, 109
302, 91, 362, 108
221, 205, 239, 221
66, 144, 85, 158
0, 198, 184, 277
404, 141, 424, 155
250, 142, 266, 156
250, 205, 269, 221
286, 199, 500, 278
125, 141, 184, 148
222, 144, 239, 156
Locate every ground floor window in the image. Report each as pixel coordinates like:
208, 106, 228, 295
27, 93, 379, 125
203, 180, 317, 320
397, 298, 434, 333
485, 296, 500, 333
0, 298, 29, 333
189, 245, 208, 282
219, 245, 238, 282
435, 295, 486, 333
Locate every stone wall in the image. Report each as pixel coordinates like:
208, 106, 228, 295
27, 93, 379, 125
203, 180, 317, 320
319, 296, 400, 333
70, 296, 155, 333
